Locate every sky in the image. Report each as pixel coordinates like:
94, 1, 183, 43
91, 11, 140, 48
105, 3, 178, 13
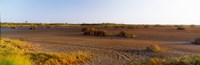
1, 0, 200, 24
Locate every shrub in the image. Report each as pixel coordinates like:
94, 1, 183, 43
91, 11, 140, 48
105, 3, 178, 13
11, 26, 17, 29
82, 27, 107, 37
46, 26, 53, 28
191, 25, 195, 28
82, 27, 95, 32
144, 25, 149, 28
29, 26, 36, 30
117, 31, 136, 38
127, 26, 134, 29
146, 44, 161, 53
177, 27, 186, 30
83, 29, 96, 35
192, 38, 200, 45
118, 31, 126, 37
94, 30, 107, 36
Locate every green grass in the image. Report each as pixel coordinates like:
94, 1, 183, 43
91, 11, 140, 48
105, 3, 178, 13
0, 38, 93, 65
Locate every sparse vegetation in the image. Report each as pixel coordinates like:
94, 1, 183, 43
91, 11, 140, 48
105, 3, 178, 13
82, 27, 95, 32
83, 27, 107, 36
46, 26, 53, 28
146, 44, 161, 53
11, 26, 17, 29
192, 37, 200, 45
29, 26, 36, 30
131, 55, 200, 65
0, 38, 93, 65
177, 27, 186, 30
117, 31, 136, 38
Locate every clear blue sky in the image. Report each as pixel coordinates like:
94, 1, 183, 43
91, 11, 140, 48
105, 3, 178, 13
1, 0, 200, 24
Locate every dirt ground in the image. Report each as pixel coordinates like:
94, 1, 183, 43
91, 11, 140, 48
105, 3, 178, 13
1, 26, 200, 65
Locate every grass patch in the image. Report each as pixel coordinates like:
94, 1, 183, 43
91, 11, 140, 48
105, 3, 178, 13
131, 55, 200, 65
0, 38, 93, 65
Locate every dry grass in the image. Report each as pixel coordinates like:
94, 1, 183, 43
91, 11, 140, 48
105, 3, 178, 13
0, 38, 93, 65
83, 27, 107, 36
131, 55, 200, 65
146, 44, 161, 53
117, 31, 136, 38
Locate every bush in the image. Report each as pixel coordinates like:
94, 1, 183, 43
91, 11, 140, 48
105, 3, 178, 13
11, 26, 17, 29
192, 38, 200, 45
146, 44, 161, 53
177, 27, 186, 30
82, 27, 107, 36
82, 27, 95, 32
191, 25, 195, 28
46, 26, 53, 28
29, 26, 36, 30
83, 29, 96, 35
117, 31, 136, 38
94, 30, 107, 36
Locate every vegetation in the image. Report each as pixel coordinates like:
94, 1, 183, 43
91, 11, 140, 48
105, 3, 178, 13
192, 37, 200, 45
0, 38, 93, 65
117, 31, 136, 38
131, 55, 200, 65
146, 44, 161, 53
29, 26, 36, 30
11, 26, 17, 29
177, 27, 186, 30
83, 27, 107, 36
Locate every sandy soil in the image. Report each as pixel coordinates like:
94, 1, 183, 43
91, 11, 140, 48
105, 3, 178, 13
1, 26, 200, 65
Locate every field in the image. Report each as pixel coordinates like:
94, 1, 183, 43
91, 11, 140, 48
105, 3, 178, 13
1, 23, 200, 65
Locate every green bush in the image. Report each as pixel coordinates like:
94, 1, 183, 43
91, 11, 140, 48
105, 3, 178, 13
146, 44, 161, 53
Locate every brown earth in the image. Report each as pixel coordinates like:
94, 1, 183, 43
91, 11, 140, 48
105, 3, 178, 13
1, 26, 200, 65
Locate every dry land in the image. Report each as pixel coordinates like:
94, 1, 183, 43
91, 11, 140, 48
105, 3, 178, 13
1, 25, 200, 65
